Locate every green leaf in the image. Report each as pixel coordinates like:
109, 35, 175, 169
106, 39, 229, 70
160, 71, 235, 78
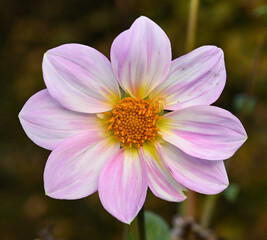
223, 183, 240, 203
233, 94, 256, 116
145, 211, 172, 240
254, 5, 267, 24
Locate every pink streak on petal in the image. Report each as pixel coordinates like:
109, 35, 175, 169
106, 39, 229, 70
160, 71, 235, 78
19, 89, 103, 150
141, 143, 186, 202
159, 106, 247, 160
161, 141, 229, 194
98, 148, 148, 224
44, 131, 120, 200
150, 46, 226, 110
43, 43, 120, 113
111, 16, 171, 99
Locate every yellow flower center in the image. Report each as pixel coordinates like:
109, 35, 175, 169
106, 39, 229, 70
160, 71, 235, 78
105, 97, 162, 148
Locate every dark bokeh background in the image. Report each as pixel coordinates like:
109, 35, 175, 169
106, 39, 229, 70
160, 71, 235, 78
0, 0, 266, 239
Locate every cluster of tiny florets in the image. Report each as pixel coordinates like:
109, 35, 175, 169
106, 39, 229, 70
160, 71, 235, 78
105, 97, 162, 148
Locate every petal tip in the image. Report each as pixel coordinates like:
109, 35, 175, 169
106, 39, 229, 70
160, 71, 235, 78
18, 109, 23, 120
43, 50, 52, 59
44, 188, 55, 199
199, 45, 224, 58
209, 176, 229, 195
177, 192, 187, 202
136, 15, 155, 24
123, 217, 134, 225
216, 47, 224, 59
216, 182, 229, 194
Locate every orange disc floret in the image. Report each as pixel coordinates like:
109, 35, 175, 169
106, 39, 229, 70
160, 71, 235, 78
105, 97, 162, 148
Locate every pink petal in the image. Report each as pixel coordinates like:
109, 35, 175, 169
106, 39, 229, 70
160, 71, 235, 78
161, 141, 229, 194
111, 16, 171, 99
150, 46, 226, 110
19, 89, 104, 150
43, 43, 120, 113
158, 106, 247, 160
44, 131, 120, 199
98, 148, 148, 224
141, 143, 186, 202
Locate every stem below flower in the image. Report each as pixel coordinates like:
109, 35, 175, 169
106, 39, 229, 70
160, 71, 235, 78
200, 195, 218, 229
124, 218, 138, 240
187, 190, 196, 219
183, 0, 200, 220
137, 206, 146, 240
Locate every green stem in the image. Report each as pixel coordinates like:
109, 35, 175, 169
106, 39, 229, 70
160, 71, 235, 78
123, 223, 129, 240
200, 195, 219, 229
185, 0, 200, 53
187, 190, 196, 219
137, 206, 146, 240
182, 0, 200, 219
125, 218, 138, 240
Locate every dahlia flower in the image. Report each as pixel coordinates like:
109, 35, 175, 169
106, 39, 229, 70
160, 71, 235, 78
19, 16, 247, 223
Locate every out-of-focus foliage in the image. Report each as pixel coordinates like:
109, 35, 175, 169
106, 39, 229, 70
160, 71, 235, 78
145, 211, 171, 240
223, 183, 240, 203
0, 0, 266, 239
254, 5, 267, 24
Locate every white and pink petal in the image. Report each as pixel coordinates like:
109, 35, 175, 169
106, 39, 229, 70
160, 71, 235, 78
141, 143, 186, 202
98, 148, 148, 224
43, 43, 120, 113
19, 89, 104, 150
150, 46, 226, 110
161, 141, 229, 194
111, 16, 171, 99
158, 105, 247, 160
44, 131, 120, 200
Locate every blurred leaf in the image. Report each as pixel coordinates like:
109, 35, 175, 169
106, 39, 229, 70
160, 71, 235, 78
254, 5, 267, 24
223, 183, 240, 203
233, 94, 256, 116
145, 211, 171, 240
254, 5, 267, 16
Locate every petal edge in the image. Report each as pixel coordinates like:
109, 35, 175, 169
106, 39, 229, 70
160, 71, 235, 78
98, 148, 148, 223
161, 141, 229, 194
111, 16, 171, 99
43, 43, 120, 113
150, 46, 226, 110
158, 106, 247, 160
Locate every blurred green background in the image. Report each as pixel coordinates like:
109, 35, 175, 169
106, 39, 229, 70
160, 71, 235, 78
0, 0, 266, 239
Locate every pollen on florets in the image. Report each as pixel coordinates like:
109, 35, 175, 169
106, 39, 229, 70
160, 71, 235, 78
104, 97, 163, 148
